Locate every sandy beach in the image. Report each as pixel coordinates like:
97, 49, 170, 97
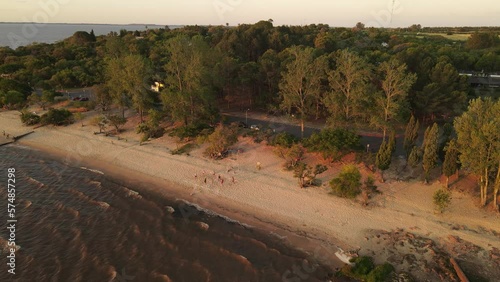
1, 109, 499, 280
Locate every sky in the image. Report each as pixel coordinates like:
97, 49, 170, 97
1, 0, 499, 27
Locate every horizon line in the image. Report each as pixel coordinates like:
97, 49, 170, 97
1, 21, 500, 29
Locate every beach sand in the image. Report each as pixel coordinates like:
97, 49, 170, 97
1, 110, 499, 280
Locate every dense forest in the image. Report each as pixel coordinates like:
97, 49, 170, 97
1, 21, 499, 210
1, 21, 499, 118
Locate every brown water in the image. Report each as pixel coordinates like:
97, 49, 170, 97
0, 145, 339, 282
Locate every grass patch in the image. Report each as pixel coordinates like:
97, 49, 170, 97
419, 32, 471, 41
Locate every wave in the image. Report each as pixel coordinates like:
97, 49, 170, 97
89, 180, 102, 188
27, 176, 45, 187
176, 199, 253, 228
123, 188, 142, 199
80, 166, 104, 175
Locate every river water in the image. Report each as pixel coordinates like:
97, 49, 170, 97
0, 23, 174, 49
0, 145, 338, 281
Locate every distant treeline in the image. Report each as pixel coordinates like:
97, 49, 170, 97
1, 20, 499, 123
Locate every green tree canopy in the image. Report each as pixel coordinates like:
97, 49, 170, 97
442, 139, 459, 188
279, 46, 326, 138
324, 49, 372, 124
330, 165, 362, 198
404, 115, 419, 157
372, 58, 416, 139
454, 98, 500, 208
161, 35, 217, 125
422, 123, 440, 183
106, 54, 152, 120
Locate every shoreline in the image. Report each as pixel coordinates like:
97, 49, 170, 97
18, 140, 345, 268
2, 110, 500, 280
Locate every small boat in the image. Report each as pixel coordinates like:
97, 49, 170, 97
335, 248, 356, 265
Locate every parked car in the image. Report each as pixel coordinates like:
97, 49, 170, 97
80, 97, 89, 101
72, 97, 81, 101
250, 125, 260, 131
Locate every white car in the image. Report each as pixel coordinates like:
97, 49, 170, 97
250, 125, 260, 131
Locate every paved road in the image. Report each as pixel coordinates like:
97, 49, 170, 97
223, 114, 405, 155
57, 88, 94, 100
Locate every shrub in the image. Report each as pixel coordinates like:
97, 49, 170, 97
433, 189, 451, 213
338, 256, 395, 282
293, 163, 327, 188
170, 123, 213, 140
204, 124, 239, 159
136, 109, 165, 141
40, 108, 74, 126
367, 263, 395, 282
20, 111, 41, 125
91, 115, 108, 133
136, 122, 164, 141
304, 128, 362, 161
274, 143, 305, 170
330, 165, 362, 198
108, 114, 127, 133
270, 132, 298, 148
352, 256, 375, 276
0, 90, 25, 109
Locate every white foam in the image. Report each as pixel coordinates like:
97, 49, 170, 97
176, 199, 253, 228
80, 167, 104, 175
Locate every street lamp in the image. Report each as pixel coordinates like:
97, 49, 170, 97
246, 109, 250, 125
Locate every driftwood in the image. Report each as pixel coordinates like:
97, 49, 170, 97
450, 258, 469, 282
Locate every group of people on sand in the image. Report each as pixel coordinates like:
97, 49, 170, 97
194, 168, 237, 188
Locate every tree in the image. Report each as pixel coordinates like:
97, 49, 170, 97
330, 165, 362, 198
91, 115, 108, 134
136, 109, 165, 141
279, 46, 325, 138
454, 98, 500, 209
414, 61, 467, 120
40, 108, 74, 126
422, 123, 439, 183
407, 146, 421, 168
204, 124, 239, 159
387, 131, 396, 155
373, 59, 416, 139
294, 162, 309, 188
375, 140, 392, 181
466, 31, 500, 50
304, 128, 361, 161
108, 114, 127, 133
404, 115, 419, 157
324, 49, 371, 125
27, 93, 41, 107
27, 90, 55, 110
433, 189, 451, 214
355, 22, 365, 30
162, 35, 217, 125
442, 139, 459, 188
0, 90, 24, 109
275, 143, 305, 170
294, 163, 328, 188
106, 55, 152, 120
41, 90, 55, 107
93, 84, 112, 112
